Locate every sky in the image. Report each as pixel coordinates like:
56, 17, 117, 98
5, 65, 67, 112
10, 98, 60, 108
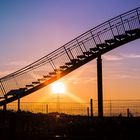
0, 0, 140, 103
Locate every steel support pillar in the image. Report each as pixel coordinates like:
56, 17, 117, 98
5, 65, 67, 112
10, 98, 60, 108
3, 95, 7, 112
97, 55, 103, 117
3, 102, 7, 112
18, 95, 20, 112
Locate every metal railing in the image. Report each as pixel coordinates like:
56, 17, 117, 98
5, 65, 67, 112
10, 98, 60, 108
0, 7, 140, 98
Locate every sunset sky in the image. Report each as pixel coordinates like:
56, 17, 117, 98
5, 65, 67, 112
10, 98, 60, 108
0, 0, 140, 103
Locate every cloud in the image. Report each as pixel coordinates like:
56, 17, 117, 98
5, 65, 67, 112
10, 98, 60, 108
3, 61, 31, 67
116, 74, 131, 79
103, 54, 123, 61
103, 53, 140, 61
123, 53, 140, 59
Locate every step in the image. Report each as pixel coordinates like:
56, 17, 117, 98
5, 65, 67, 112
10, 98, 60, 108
6, 89, 20, 96
134, 28, 140, 33
49, 72, 56, 75
54, 69, 59, 71
105, 39, 116, 44
77, 55, 87, 59
60, 65, 68, 69
43, 75, 51, 78
83, 51, 93, 56
71, 59, 79, 63
125, 28, 140, 35
19, 88, 27, 91
54, 69, 62, 72
65, 59, 79, 66
32, 81, 40, 85
114, 34, 127, 40
6, 88, 26, 96
65, 62, 73, 66
90, 47, 99, 52
96, 43, 107, 49
26, 84, 34, 88
37, 78, 46, 82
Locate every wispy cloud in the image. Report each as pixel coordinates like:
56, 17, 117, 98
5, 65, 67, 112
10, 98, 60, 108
123, 53, 140, 59
115, 74, 132, 79
103, 53, 140, 61
3, 61, 31, 67
103, 54, 123, 61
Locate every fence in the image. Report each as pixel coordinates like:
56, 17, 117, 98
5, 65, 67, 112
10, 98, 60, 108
0, 100, 140, 116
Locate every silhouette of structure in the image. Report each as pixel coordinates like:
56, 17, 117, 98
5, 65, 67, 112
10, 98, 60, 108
0, 7, 140, 117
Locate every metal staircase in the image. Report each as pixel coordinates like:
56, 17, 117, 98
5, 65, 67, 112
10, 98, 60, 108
0, 7, 140, 106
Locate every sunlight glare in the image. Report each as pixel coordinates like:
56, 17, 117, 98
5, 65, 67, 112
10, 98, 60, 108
51, 81, 66, 94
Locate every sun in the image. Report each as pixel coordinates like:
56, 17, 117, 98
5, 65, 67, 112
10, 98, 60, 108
51, 81, 66, 94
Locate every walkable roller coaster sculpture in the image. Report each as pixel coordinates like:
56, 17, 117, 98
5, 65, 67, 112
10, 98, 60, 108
0, 7, 140, 116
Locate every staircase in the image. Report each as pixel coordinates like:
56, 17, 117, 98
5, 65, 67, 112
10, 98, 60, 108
0, 7, 140, 106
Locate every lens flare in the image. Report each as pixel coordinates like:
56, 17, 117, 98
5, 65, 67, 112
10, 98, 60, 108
51, 81, 66, 94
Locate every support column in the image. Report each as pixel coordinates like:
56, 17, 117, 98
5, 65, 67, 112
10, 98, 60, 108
3, 95, 7, 112
3, 103, 7, 112
97, 55, 103, 117
18, 95, 20, 112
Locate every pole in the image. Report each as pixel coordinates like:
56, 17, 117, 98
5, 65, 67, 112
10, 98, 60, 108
110, 99, 112, 117
127, 108, 130, 117
46, 104, 48, 114
90, 98, 93, 117
97, 56, 103, 117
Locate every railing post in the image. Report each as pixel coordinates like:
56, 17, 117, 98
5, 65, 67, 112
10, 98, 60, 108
136, 9, 140, 26
87, 107, 90, 117
90, 30, 97, 46
108, 21, 114, 37
0, 81, 6, 97
97, 56, 103, 117
127, 108, 132, 117
90, 98, 93, 117
120, 15, 126, 33
49, 58, 56, 70
46, 104, 48, 114
76, 39, 84, 53
110, 99, 112, 117
64, 46, 73, 61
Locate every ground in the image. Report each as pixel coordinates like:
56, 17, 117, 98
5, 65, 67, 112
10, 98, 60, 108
0, 110, 140, 140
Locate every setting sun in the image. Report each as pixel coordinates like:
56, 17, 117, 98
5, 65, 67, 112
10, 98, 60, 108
51, 81, 66, 94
